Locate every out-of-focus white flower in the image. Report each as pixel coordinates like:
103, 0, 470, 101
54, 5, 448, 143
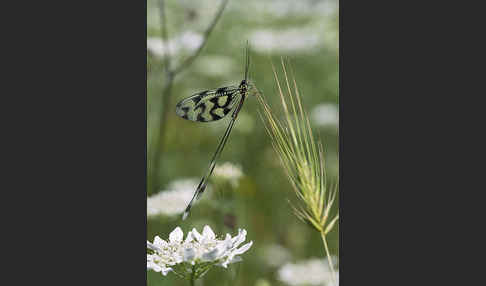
261, 244, 292, 267
147, 178, 202, 217
179, 32, 203, 51
310, 103, 339, 127
147, 189, 193, 217
147, 225, 253, 279
229, 0, 337, 19
166, 178, 200, 193
249, 28, 322, 54
147, 31, 203, 58
193, 55, 237, 77
213, 162, 243, 187
278, 258, 338, 286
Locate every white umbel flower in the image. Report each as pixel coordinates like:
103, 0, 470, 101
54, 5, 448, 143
147, 178, 204, 217
278, 258, 338, 286
310, 103, 339, 127
249, 28, 322, 54
147, 31, 203, 58
147, 225, 253, 279
261, 244, 292, 267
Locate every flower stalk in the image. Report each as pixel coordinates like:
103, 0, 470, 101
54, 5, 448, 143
190, 264, 196, 286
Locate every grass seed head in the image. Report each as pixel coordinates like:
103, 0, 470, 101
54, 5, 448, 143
256, 59, 339, 235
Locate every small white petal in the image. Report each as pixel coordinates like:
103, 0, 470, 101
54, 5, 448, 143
184, 232, 194, 243
231, 229, 247, 247
147, 241, 162, 253
202, 225, 216, 240
223, 234, 232, 250
161, 267, 173, 276
147, 262, 162, 272
220, 259, 230, 268
234, 241, 253, 256
169, 227, 183, 243
191, 228, 202, 242
172, 252, 183, 264
153, 236, 166, 246
214, 237, 232, 258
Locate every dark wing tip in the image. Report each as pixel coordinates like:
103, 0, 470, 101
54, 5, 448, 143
182, 209, 189, 220
182, 201, 192, 220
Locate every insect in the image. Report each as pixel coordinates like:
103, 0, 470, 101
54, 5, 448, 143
176, 43, 252, 220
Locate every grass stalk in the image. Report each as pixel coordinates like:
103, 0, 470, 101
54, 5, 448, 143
256, 59, 339, 284
321, 231, 337, 286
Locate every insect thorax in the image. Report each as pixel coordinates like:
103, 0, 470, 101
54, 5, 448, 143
239, 80, 248, 94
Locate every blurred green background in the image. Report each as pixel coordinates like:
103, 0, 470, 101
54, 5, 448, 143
147, 0, 338, 285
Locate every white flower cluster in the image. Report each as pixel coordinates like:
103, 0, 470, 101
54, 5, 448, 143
193, 55, 237, 77
147, 31, 203, 58
147, 178, 202, 217
249, 28, 323, 54
213, 162, 243, 187
278, 258, 338, 286
261, 244, 292, 267
228, 0, 337, 19
147, 225, 253, 278
310, 103, 339, 128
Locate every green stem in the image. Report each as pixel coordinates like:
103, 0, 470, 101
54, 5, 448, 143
190, 264, 196, 286
149, 0, 228, 194
149, 73, 174, 193
320, 231, 337, 286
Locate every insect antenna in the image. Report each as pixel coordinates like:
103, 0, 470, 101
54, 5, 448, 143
244, 40, 250, 82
